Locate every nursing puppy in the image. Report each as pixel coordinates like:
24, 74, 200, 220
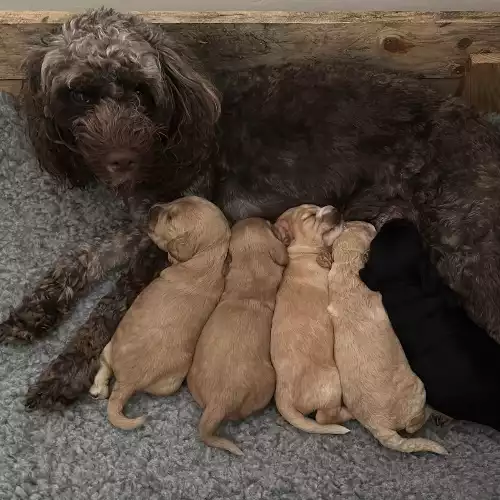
187, 218, 287, 456
271, 204, 349, 435
328, 221, 447, 454
89, 196, 231, 429
360, 219, 500, 431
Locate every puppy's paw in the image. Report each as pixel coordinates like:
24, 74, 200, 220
89, 383, 110, 400
25, 354, 98, 410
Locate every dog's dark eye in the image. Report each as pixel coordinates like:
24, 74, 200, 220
70, 90, 92, 105
133, 84, 154, 109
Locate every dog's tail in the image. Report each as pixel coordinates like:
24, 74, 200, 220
368, 426, 448, 455
107, 383, 145, 430
199, 406, 244, 456
277, 403, 350, 435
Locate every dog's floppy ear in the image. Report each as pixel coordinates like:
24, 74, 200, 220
272, 220, 292, 247
316, 248, 333, 269
22, 45, 92, 187
166, 233, 192, 262
144, 30, 221, 164
269, 241, 289, 267
323, 228, 343, 247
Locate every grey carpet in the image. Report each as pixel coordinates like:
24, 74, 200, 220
1, 91, 500, 500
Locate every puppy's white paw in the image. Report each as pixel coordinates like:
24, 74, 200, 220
89, 383, 109, 400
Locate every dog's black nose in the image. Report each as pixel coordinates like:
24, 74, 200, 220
105, 151, 138, 172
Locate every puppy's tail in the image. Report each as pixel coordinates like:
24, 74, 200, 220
199, 406, 244, 456
107, 383, 145, 430
278, 403, 350, 435
369, 427, 448, 455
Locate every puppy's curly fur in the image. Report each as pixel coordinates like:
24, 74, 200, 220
5, 7, 500, 409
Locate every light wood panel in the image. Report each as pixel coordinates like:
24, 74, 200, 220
0, 11, 500, 107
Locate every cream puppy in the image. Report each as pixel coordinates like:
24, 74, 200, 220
89, 196, 231, 430
271, 204, 349, 435
188, 218, 287, 456
328, 221, 447, 454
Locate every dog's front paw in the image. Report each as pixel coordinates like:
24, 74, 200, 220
0, 304, 61, 344
25, 353, 98, 410
0, 320, 34, 344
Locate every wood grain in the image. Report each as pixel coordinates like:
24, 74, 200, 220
464, 52, 500, 113
1, 10, 500, 106
1, 11, 499, 24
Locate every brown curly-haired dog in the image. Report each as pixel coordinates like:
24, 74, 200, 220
4, 7, 500, 410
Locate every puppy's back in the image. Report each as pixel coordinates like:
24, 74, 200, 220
188, 218, 284, 454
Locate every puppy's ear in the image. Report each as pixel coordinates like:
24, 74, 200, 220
316, 248, 333, 269
316, 205, 341, 226
166, 233, 191, 262
323, 227, 344, 247
269, 242, 289, 267
272, 220, 292, 247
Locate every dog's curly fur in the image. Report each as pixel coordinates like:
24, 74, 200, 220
4, 7, 500, 409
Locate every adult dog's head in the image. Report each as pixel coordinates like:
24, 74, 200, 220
23, 8, 220, 193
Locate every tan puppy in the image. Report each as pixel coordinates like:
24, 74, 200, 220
187, 218, 287, 455
328, 221, 447, 454
89, 196, 231, 430
271, 204, 349, 435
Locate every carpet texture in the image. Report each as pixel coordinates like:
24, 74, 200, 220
1, 91, 500, 500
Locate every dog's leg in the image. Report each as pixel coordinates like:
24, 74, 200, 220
145, 375, 183, 396
0, 227, 145, 344
315, 408, 338, 425
89, 342, 113, 400
405, 407, 430, 434
367, 425, 448, 455
316, 406, 353, 425
25, 241, 166, 410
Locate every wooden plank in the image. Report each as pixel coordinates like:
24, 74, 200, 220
0, 79, 21, 94
1, 10, 500, 24
464, 52, 500, 112
0, 11, 500, 101
2, 1, 500, 11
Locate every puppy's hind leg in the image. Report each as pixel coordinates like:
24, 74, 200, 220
277, 399, 350, 435
144, 375, 183, 396
199, 405, 244, 456
317, 406, 353, 425
405, 406, 431, 434
367, 426, 448, 455
89, 342, 113, 399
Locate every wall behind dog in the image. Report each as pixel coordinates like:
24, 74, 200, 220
1, 0, 498, 11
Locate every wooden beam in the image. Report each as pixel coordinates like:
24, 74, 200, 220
1, 10, 500, 24
0, 10, 499, 104
464, 53, 500, 113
